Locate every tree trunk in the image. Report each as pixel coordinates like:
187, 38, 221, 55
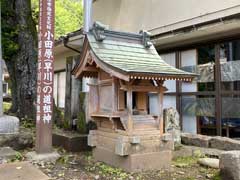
2, 0, 37, 119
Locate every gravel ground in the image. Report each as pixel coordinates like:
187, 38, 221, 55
35, 151, 220, 180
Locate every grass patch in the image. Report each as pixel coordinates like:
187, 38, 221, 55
9, 152, 24, 162
212, 172, 221, 180
173, 156, 199, 167
85, 157, 130, 180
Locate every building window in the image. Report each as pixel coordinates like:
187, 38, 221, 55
219, 39, 240, 137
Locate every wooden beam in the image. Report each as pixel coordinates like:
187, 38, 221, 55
90, 51, 130, 81
82, 66, 98, 72
158, 90, 164, 136
112, 77, 118, 113
98, 79, 112, 86
120, 85, 167, 92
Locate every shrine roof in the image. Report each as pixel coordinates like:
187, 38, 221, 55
73, 22, 196, 81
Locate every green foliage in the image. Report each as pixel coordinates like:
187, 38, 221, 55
63, 119, 70, 130
3, 102, 11, 113
85, 162, 129, 179
57, 154, 69, 164
10, 152, 24, 162
21, 119, 35, 129
77, 111, 86, 134
14, 152, 24, 161
212, 172, 221, 180
77, 92, 87, 133
173, 156, 199, 168
31, 0, 83, 38
1, 1, 20, 61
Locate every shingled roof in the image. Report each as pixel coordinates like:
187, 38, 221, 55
73, 22, 196, 81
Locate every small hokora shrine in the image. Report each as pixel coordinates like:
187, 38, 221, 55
73, 22, 195, 172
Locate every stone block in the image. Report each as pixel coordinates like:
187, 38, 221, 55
115, 137, 130, 156
0, 147, 17, 161
88, 133, 97, 147
173, 145, 224, 160
181, 133, 210, 148
26, 151, 60, 163
0, 115, 19, 134
209, 136, 240, 151
52, 131, 90, 152
220, 151, 240, 180
164, 108, 181, 144
173, 146, 193, 159
0, 130, 33, 150
198, 158, 219, 169
129, 136, 140, 144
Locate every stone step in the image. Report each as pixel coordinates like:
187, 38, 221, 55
0, 161, 50, 180
120, 115, 157, 130
0, 147, 17, 163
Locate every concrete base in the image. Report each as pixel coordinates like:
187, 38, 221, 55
0, 115, 19, 134
93, 147, 172, 172
53, 131, 90, 152
26, 151, 60, 163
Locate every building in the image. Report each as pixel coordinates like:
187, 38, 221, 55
72, 21, 195, 171
54, 0, 240, 137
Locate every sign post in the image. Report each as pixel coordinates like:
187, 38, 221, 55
36, 0, 55, 154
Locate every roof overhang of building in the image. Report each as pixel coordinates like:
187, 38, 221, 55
73, 22, 196, 82
54, 32, 84, 55
152, 16, 240, 51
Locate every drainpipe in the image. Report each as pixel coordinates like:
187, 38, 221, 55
84, 0, 93, 33
82, 0, 94, 92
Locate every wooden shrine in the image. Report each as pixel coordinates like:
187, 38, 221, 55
73, 22, 195, 172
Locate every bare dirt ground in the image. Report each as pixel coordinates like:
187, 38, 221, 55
34, 150, 220, 180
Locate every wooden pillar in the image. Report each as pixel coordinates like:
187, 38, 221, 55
64, 57, 73, 127
112, 77, 118, 113
176, 51, 182, 130
127, 88, 133, 134
36, 0, 55, 154
71, 56, 81, 119
158, 90, 164, 135
215, 44, 222, 136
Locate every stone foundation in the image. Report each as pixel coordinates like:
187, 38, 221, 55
181, 133, 240, 151
89, 130, 173, 172
52, 130, 90, 152
93, 147, 172, 172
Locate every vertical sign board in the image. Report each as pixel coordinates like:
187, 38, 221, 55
36, 0, 55, 153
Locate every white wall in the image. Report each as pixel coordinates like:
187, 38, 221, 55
57, 72, 66, 108
149, 52, 177, 115
160, 53, 176, 93
93, 0, 240, 33
54, 47, 79, 108
54, 50, 79, 71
